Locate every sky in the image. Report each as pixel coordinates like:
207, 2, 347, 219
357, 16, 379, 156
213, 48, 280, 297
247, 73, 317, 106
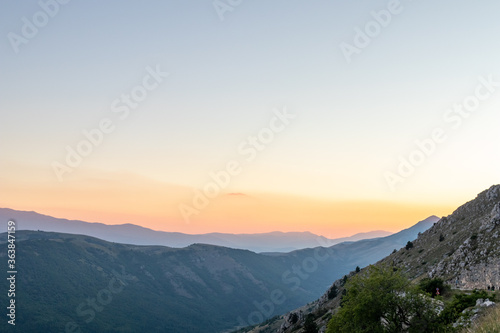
1, 0, 500, 237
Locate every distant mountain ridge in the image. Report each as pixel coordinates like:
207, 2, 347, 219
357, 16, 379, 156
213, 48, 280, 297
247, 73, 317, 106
0, 214, 437, 332
248, 185, 500, 333
0, 208, 392, 253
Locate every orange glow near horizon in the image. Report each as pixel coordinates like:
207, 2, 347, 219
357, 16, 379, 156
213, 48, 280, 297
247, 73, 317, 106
186, 194, 455, 237
2, 199, 454, 238
1, 169, 457, 238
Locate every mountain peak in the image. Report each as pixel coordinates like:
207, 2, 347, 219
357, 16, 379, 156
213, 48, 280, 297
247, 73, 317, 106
250, 185, 500, 333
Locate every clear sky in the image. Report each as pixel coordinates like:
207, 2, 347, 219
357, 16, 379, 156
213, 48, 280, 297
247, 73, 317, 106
1, 0, 500, 237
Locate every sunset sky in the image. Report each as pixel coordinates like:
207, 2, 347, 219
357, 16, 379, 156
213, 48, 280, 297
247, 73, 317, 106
1, 1, 500, 237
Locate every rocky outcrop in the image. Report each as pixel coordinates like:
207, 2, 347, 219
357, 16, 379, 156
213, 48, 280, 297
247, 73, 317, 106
383, 185, 500, 291
452, 298, 497, 329
279, 311, 303, 332
247, 185, 500, 333
476, 298, 496, 307
428, 186, 500, 289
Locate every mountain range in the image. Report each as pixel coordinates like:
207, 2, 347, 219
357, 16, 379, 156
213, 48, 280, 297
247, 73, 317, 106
247, 184, 500, 333
0, 208, 391, 253
0, 210, 437, 332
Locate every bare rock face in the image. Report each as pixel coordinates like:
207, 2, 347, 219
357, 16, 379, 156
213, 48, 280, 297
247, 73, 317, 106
443, 188, 500, 289
253, 185, 500, 333
487, 185, 500, 201
454, 262, 500, 290
429, 186, 500, 289
476, 298, 496, 307
279, 311, 303, 332
385, 185, 500, 291
490, 202, 500, 226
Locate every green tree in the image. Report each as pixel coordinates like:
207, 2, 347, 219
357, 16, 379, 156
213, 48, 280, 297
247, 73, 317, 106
303, 314, 319, 333
341, 275, 348, 286
439, 290, 488, 326
327, 285, 338, 299
418, 277, 447, 297
326, 265, 442, 333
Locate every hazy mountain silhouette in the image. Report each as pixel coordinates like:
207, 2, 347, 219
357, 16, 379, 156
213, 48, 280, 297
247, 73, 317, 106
0, 213, 436, 332
0, 208, 391, 253
248, 185, 500, 333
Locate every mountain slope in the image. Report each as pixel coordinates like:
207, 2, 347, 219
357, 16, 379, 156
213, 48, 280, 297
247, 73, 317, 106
0, 231, 312, 332
0, 208, 391, 253
0, 215, 436, 332
383, 184, 500, 289
249, 185, 500, 333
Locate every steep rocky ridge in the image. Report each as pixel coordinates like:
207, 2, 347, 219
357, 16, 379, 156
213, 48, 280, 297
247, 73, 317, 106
384, 184, 500, 289
244, 185, 500, 333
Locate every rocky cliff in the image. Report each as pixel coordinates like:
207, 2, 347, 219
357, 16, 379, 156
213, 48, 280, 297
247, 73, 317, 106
244, 185, 500, 333
386, 184, 500, 290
